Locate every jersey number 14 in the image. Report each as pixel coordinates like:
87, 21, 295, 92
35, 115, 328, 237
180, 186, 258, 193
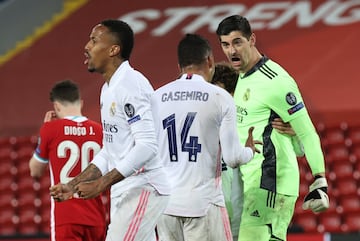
162, 112, 201, 162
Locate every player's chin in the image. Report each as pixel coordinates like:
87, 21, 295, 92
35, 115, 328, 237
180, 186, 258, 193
230, 59, 241, 70
88, 66, 96, 73
231, 63, 241, 71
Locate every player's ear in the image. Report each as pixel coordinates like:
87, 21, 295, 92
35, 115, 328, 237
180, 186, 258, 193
80, 99, 84, 109
177, 64, 182, 75
249, 33, 256, 47
207, 54, 215, 70
109, 45, 120, 57
53, 101, 60, 112
207, 54, 215, 81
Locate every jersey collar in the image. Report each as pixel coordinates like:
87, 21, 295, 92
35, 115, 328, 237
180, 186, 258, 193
64, 116, 88, 122
179, 73, 206, 82
108, 60, 130, 86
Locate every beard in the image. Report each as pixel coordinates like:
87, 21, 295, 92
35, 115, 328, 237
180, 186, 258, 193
88, 67, 96, 73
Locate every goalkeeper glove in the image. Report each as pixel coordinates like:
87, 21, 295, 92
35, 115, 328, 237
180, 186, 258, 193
302, 176, 329, 213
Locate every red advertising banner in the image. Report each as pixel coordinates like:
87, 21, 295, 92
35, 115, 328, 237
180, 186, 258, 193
0, 0, 359, 136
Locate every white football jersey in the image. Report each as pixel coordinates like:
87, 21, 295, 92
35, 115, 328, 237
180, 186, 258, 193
151, 73, 253, 217
91, 61, 170, 198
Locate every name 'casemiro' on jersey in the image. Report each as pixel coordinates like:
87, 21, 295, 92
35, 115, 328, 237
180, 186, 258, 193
161, 90, 209, 102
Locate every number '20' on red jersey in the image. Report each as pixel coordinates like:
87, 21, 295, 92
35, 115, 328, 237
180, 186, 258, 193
33, 116, 107, 227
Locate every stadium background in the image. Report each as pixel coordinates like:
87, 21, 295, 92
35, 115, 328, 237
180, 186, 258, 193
0, 0, 359, 240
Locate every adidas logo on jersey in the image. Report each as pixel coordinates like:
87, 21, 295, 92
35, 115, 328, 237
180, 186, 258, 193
250, 210, 260, 217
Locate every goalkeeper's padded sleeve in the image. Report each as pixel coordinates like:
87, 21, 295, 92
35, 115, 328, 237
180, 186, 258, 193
302, 176, 329, 213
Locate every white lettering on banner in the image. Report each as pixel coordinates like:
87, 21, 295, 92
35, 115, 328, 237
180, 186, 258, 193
120, 1, 360, 36
153, 7, 206, 36
120, 9, 160, 33
325, 0, 360, 25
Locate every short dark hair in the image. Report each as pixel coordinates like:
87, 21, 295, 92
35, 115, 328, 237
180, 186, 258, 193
216, 15, 252, 40
177, 33, 212, 69
100, 19, 134, 60
212, 63, 238, 94
50, 80, 80, 103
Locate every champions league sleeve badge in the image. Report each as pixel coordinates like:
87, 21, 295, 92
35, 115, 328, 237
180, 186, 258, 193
286, 92, 297, 105
124, 103, 141, 124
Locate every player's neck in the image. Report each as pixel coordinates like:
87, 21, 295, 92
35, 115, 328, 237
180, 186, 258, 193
60, 108, 82, 119
241, 49, 262, 74
181, 66, 210, 82
104, 58, 125, 84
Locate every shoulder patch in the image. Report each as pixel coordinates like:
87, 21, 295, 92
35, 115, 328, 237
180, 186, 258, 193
287, 102, 304, 115
124, 103, 135, 118
286, 92, 297, 105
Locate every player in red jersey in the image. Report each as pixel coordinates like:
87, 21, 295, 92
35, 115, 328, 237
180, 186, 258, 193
29, 80, 107, 241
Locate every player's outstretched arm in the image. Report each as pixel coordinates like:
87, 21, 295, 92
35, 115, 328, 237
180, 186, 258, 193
245, 126, 262, 154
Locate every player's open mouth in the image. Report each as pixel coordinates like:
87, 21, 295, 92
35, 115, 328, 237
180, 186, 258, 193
84, 52, 90, 65
231, 57, 241, 66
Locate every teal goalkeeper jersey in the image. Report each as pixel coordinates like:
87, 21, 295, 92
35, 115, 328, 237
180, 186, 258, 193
233, 57, 321, 196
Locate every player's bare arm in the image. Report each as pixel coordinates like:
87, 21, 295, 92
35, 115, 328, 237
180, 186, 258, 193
271, 118, 296, 136
76, 168, 125, 199
29, 157, 47, 178
50, 163, 102, 201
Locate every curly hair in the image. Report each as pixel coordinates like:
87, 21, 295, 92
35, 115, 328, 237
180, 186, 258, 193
211, 62, 239, 95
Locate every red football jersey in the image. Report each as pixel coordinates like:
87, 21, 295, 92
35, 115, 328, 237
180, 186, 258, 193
35, 117, 107, 227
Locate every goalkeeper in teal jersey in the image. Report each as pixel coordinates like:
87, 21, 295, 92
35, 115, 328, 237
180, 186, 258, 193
216, 15, 329, 241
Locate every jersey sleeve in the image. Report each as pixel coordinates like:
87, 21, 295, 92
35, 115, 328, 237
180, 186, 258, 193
114, 83, 158, 177
33, 123, 53, 163
219, 91, 253, 167
291, 135, 305, 157
91, 147, 110, 175
267, 74, 326, 175
289, 115, 326, 175
266, 73, 307, 123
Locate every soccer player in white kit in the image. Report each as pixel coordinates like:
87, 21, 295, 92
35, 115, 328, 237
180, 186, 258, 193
50, 19, 170, 241
152, 34, 261, 241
